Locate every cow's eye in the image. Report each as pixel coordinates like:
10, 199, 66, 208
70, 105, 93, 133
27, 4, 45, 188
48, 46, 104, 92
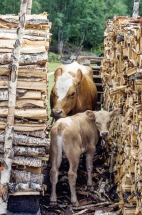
51, 91, 57, 97
69, 92, 75, 97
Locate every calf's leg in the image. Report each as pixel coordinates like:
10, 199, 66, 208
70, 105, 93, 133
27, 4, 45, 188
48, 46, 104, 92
67, 151, 81, 206
86, 148, 95, 187
50, 164, 59, 205
50, 136, 62, 205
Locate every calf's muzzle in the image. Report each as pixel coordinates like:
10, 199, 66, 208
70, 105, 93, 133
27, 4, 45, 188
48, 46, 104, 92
100, 131, 109, 138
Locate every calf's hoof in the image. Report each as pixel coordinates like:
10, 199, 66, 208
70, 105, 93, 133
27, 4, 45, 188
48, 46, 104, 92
72, 201, 79, 207
50, 201, 58, 206
87, 185, 93, 191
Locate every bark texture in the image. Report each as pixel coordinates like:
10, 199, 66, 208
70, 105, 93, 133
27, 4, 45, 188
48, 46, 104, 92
26, 0, 33, 15
132, 0, 140, 18
0, 1, 28, 213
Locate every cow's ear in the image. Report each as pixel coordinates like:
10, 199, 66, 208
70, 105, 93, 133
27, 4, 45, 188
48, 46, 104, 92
54, 68, 63, 79
86, 110, 95, 120
110, 108, 121, 118
76, 69, 83, 83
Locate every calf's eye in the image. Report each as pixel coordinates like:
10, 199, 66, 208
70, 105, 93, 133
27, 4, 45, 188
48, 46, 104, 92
96, 121, 99, 126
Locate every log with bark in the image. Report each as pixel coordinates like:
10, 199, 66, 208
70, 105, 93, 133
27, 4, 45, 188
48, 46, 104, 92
10, 169, 44, 184
0, 132, 50, 147
0, 13, 50, 30
13, 146, 46, 157
0, 52, 48, 65
13, 156, 42, 167
8, 182, 43, 193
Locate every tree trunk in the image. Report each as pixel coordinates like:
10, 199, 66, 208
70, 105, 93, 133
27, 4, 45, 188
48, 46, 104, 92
58, 27, 64, 56
26, 0, 32, 15
132, 0, 140, 18
0, 0, 28, 214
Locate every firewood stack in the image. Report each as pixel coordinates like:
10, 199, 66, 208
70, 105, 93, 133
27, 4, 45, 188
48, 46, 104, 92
0, 12, 51, 203
101, 15, 142, 214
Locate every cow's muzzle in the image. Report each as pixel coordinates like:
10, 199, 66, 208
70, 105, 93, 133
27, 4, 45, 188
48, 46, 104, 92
51, 109, 63, 118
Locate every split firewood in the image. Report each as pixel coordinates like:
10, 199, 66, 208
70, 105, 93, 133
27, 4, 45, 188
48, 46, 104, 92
13, 156, 42, 167
8, 182, 43, 193
0, 132, 50, 146
0, 13, 50, 30
10, 169, 44, 184
101, 14, 142, 213
13, 146, 46, 157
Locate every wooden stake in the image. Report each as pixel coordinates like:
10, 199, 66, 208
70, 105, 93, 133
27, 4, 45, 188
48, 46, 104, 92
0, 0, 28, 214
132, 0, 140, 18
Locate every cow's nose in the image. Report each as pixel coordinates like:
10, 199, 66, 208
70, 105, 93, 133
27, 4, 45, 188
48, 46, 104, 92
100, 131, 109, 138
52, 109, 63, 117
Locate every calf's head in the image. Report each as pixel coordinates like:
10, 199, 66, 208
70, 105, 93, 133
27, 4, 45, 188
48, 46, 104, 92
50, 68, 82, 119
86, 108, 120, 139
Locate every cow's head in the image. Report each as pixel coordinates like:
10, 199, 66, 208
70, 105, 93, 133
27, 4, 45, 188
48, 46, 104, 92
86, 108, 121, 139
50, 68, 83, 119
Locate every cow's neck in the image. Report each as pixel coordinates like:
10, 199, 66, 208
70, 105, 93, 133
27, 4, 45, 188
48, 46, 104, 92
72, 75, 91, 114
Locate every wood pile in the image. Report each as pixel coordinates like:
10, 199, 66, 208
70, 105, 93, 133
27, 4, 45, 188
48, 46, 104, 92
0, 12, 51, 210
101, 15, 142, 214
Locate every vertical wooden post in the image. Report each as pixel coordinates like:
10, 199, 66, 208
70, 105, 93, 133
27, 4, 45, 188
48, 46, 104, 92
26, 0, 32, 15
132, 0, 140, 18
0, 0, 27, 214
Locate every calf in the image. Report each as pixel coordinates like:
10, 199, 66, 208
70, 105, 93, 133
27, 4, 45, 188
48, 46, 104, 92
49, 109, 120, 206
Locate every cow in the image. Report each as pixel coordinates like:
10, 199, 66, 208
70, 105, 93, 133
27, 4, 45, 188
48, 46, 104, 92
50, 61, 97, 119
49, 108, 120, 206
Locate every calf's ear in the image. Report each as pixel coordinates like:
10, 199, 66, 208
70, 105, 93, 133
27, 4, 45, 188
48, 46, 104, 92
86, 110, 95, 120
110, 108, 121, 118
54, 68, 63, 80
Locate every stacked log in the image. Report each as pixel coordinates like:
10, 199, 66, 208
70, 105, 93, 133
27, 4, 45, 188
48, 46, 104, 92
101, 15, 142, 214
0, 12, 51, 204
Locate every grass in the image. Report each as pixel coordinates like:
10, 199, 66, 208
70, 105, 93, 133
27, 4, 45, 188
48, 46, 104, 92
47, 61, 62, 124
47, 61, 61, 73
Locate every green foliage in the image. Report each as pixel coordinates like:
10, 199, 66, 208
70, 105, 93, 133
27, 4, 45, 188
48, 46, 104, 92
1, 0, 142, 51
49, 53, 57, 62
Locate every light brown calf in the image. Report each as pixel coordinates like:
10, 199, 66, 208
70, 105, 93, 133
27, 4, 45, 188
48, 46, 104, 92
49, 109, 120, 206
